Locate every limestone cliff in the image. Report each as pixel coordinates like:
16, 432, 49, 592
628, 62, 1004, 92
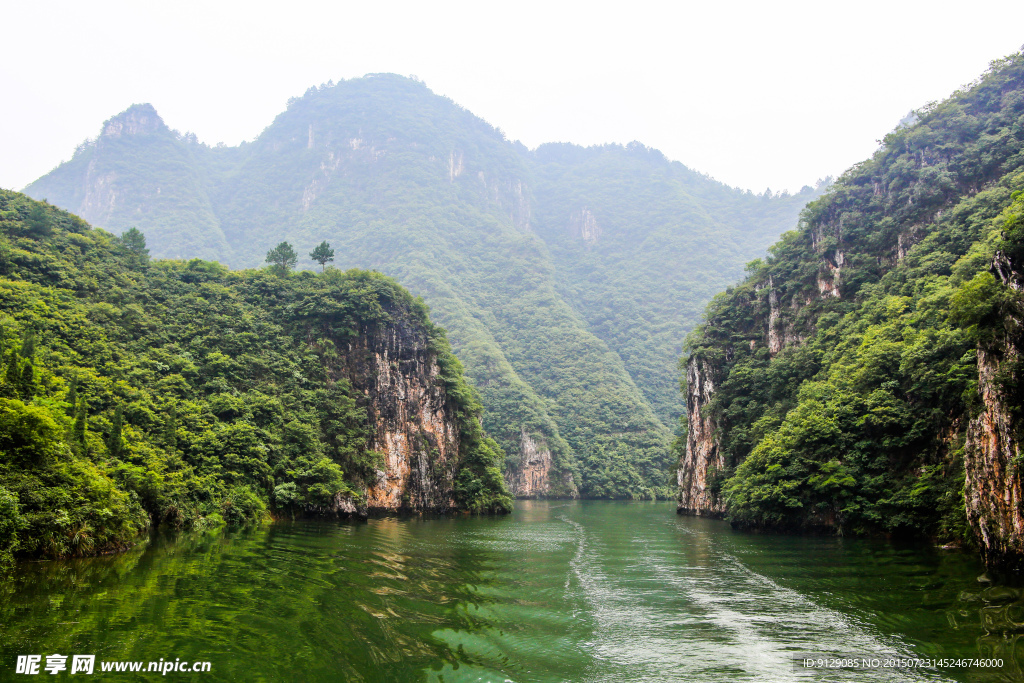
674, 51, 1024, 556
24, 103, 230, 262
677, 357, 726, 516
504, 430, 577, 498
329, 308, 467, 512
965, 250, 1024, 570
678, 270, 827, 517
100, 103, 165, 138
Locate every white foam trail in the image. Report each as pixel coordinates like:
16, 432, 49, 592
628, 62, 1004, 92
559, 515, 951, 682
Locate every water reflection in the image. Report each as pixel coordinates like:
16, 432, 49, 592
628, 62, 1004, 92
0, 503, 1021, 682
950, 585, 1024, 681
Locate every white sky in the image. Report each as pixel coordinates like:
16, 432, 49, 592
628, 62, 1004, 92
2, 0, 1022, 194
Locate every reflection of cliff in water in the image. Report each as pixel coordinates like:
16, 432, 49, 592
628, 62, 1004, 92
951, 585, 1024, 681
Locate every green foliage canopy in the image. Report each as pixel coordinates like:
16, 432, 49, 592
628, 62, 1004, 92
25, 76, 820, 500
683, 52, 1024, 541
0, 190, 509, 561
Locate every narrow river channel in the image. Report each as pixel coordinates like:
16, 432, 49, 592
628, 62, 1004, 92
1, 501, 1018, 681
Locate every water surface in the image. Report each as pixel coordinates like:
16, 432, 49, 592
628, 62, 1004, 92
1, 501, 1020, 681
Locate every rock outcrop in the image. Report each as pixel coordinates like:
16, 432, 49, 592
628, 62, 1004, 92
504, 430, 552, 497
677, 357, 726, 517
101, 103, 166, 138
568, 207, 601, 244
503, 429, 577, 498
335, 310, 463, 512
965, 250, 1024, 570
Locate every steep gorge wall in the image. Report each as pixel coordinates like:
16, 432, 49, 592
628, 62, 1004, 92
677, 358, 726, 516
676, 52, 1024, 556
965, 251, 1024, 569
503, 429, 578, 498
677, 267, 830, 517
334, 316, 463, 512
27, 77, 825, 503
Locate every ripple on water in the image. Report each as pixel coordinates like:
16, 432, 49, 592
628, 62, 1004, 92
0, 502, 1011, 682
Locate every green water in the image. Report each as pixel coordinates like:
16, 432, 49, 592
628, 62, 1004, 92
1, 501, 1022, 682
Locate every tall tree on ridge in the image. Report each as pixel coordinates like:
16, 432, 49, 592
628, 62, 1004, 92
120, 227, 150, 264
266, 242, 297, 276
310, 241, 335, 271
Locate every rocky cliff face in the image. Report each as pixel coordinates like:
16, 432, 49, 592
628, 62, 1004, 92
677, 357, 726, 516
503, 429, 576, 498
678, 267, 828, 516
334, 314, 463, 512
678, 233, 848, 516
80, 105, 169, 225
25, 103, 230, 262
101, 103, 165, 138
504, 430, 552, 497
965, 251, 1024, 570
568, 207, 601, 245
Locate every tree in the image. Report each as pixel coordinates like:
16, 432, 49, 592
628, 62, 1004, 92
25, 203, 52, 237
72, 396, 88, 456
266, 242, 297, 276
19, 329, 35, 358
120, 227, 150, 263
2, 351, 19, 398
310, 241, 335, 271
18, 363, 33, 401
107, 405, 124, 458
163, 405, 177, 450
65, 378, 78, 415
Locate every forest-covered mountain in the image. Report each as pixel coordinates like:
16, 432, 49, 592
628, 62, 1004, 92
679, 51, 1024, 569
0, 190, 510, 565
25, 77, 820, 499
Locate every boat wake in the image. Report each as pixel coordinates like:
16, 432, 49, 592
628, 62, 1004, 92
560, 515, 947, 682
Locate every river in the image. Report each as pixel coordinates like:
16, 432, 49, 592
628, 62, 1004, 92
1, 501, 1020, 681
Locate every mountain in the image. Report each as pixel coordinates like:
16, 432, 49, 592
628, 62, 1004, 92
0, 190, 510, 564
24, 75, 820, 499
678, 50, 1024, 569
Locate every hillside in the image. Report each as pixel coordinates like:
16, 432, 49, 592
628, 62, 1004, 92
0, 190, 510, 566
678, 51, 1024, 569
25, 76, 819, 499
528, 142, 822, 424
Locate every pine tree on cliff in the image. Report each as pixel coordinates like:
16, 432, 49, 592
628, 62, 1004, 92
310, 241, 334, 271
266, 242, 297, 276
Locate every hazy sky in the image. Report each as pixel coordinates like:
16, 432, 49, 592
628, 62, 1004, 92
2, 1, 1022, 193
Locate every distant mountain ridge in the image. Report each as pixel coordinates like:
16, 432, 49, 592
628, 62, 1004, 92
25, 74, 820, 498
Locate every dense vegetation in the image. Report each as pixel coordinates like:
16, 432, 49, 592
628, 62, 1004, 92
528, 142, 823, 425
683, 52, 1024, 540
0, 190, 509, 565
25, 77, 817, 498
